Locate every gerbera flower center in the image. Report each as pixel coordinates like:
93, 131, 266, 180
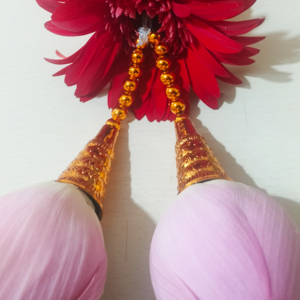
133, 12, 161, 33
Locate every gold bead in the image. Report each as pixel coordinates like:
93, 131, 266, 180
132, 49, 144, 63
149, 33, 160, 45
112, 108, 127, 121
166, 85, 180, 100
170, 100, 186, 115
124, 79, 138, 92
128, 66, 141, 78
156, 57, 171, 71
106, 118, 121, 130
136, 39, 147, 49
118, 94, 133, 107
160, 72, 175, 85
155, 44, 169, 55
133, 48, 143, 54
174, 114, 189, 123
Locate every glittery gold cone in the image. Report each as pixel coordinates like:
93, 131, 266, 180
57, 119, 121, 216
175, 115, 232, 193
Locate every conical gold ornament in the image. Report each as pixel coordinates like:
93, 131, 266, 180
57, 118, 120, 217
175, 115, 232, 193
56, 40, 147, 219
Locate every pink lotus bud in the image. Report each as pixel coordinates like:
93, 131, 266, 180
150, 180, 300, 300
0, 182, 107, 299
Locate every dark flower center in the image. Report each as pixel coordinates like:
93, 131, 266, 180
134, 12, 161, 33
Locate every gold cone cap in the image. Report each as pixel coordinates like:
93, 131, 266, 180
175, 115, 232, 193
57, 119, 120, 216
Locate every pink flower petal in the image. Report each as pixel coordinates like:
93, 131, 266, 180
150, 180, 300, 300
0, 182, 107, 299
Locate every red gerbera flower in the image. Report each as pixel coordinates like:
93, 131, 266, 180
37, 0, 264, 122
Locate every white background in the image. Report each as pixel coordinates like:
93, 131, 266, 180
1, 0, 300, 299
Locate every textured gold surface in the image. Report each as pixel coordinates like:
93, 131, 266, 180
156, 58, 171, 71
128, 66, 141, 78
132, 49, 144, 63
175, 116, 232, 193
170, 100, 185, 115
149, 33, 160, 45
124, 80, 138, 92
112, 107, 127, 120
166, 86, 180, 100
160, 72, 175, 85
155, 44, 169, 55
106, 119, 121, 130
118, 94, 133, 107
57, 119, 120, 210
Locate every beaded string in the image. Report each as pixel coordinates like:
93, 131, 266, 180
148, 33, 186, 116
110, 39, 147, 122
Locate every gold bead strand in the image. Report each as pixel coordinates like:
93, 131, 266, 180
149, 33, 186, 116
149, 33, 232, 197
57, 39, 147, 217
111, 42, 146, 122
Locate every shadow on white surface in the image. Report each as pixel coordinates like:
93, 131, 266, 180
217, 9, 300, 106
100, 114, 156, 300
190, 95, 300, 230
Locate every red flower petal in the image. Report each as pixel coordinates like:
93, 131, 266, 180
138, 59, 157, 103
45, 20, 98, 36
149, 70, 169, 122
177, 57, 190, 91
134, 97, 151, 120
162, 110, 175, 122
80, 96, 94, 102
79, 72, 114, 100
172, 2, 191, 18
182, 0, 246, 21
53, 66, 69, 77
231, 36, 265, 46
55, 50, 66, 59
209, 18, 265, 36
186, 64, 218, 109
186, 49, 220, 108
241, 46, 260, 57
108, 68, 128, 109
62, 33, 111, 87
214, 46, 259, 66
49, 32, 120, 101
45, 48, 83, 65
36, 0, 63, 13
51, 0, 106, 33
243, 0, 257, 11
187, 17, 243, 54
77, 59, 118, 100
161, 103, 176, 121
216, 70, 242, 85
191, 43, 229, 78
75, 39, 121, 97
145, 95, 156, 122
215, 52, 255, 66
190, 51, 220, 98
